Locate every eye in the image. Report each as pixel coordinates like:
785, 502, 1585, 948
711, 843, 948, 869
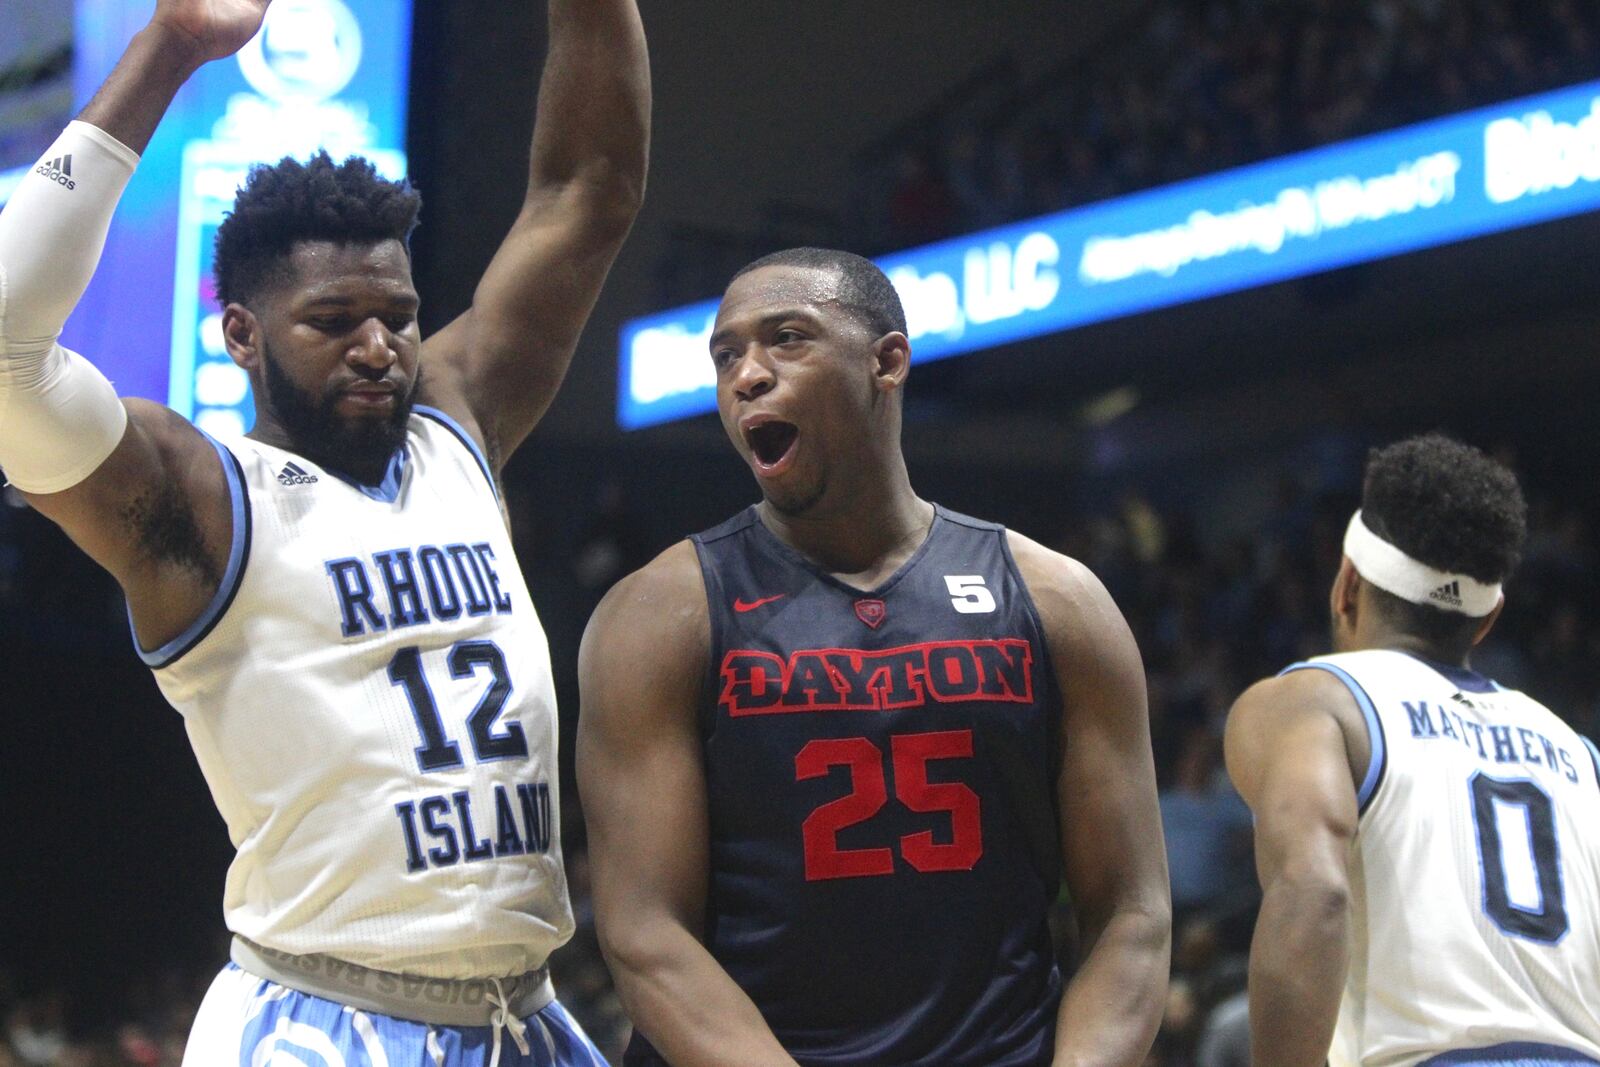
309, 316, 352, 334
774, 328, 805, 345
711, 346, 738, 369
384, 315, 416, 334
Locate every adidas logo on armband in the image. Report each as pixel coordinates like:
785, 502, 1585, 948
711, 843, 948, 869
277, 462, 318, 487
1429, 579, 1463, 608
35, 154, 75, 191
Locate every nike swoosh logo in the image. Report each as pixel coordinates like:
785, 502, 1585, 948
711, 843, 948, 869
734, 594, 787, 613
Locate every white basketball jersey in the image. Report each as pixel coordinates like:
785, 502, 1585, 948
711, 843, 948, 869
137, 408, 572, 980
1285, 650, 1600, 1066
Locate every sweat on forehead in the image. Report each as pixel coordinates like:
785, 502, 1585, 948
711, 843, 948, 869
726, 248, 909, 337
726, 263, 846, 306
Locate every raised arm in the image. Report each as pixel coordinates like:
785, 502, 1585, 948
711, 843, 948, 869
0, 2, 270, 653
422, 0, 650, 467
1009, 534, 1171, 1067
576, 543, 799, 1067
1224, 669, 1367, 1067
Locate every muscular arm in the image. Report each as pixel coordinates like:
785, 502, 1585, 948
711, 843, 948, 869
421, 0, 650, 465
2, 2, 270, 651
1009, 534, 1170, 1067
577, 543, 799, 1067
1224, 670, 1368, 1067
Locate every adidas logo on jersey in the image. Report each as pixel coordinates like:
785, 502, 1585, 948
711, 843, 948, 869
277, 462, 318, 486
35, 154, 75, 191
1429, 579, 1463, 608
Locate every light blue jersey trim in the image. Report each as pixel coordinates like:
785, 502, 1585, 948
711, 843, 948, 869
327, 446, 409, 504
1279, 661, 1388, 813
1583, 736, 1600, 794
131, 432, 252, 669
414, 405, 498, 501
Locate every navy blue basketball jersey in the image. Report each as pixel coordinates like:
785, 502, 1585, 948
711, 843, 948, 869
625, 505, 1064, 1067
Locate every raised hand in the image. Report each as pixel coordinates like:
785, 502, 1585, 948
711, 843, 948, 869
77, 0, 272, 152
151, 0, 274, 66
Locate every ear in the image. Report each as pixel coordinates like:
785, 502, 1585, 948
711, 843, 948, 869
872, 331, 911, 393
1470, 595, 1505, 647
1331, 556, 1361, 624
222, 304, 263, 370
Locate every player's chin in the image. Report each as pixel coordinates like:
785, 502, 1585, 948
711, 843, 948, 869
761, 472, 826, 517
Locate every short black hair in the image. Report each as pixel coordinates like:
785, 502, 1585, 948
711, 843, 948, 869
1360, 433, 1528, 646
729, 247, 908, 338
213, 151, 422, 308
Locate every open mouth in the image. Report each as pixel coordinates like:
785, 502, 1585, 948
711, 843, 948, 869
746, 420, 799, 471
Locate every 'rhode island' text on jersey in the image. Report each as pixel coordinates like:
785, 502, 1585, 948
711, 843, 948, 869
628, 506, 1063, 1067
1284, 650, 1600, 1067
137, 409, 571, 980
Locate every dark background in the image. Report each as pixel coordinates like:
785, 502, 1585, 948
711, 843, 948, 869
3, 1, 1599, 1063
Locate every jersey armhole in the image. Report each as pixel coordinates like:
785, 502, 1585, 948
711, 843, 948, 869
998, 529, 1065, 781
130, 432, 253, 669
1278, 661, 1388, 815
688, 535, 725, 741
413, 405, 499, 503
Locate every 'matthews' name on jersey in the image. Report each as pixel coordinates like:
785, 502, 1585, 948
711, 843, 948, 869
720, 638, 1034, 716
1404, 697, 1584, 785
325, 542, 514, 637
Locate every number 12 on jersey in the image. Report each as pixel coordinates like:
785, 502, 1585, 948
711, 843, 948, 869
796, 729, 983, 881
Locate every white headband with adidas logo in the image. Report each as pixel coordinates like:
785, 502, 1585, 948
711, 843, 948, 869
1343, 510, 1502, 617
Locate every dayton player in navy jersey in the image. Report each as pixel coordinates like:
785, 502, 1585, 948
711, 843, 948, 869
578, 248, 1171, 1067
0, 0, 647, 1063
1227, 435, 1600, 1067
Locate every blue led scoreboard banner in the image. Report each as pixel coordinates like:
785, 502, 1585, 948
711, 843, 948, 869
2, 0, 413, 435
619, 79, 1600, 430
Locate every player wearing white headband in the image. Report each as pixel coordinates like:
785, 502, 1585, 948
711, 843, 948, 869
1226, 433, 1600, 1067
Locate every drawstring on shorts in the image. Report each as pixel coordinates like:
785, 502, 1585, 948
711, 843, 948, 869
486, 977, 531, 1067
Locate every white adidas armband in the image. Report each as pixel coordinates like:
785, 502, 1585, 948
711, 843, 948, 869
0, 121, 139, 493
0, 342, 127, 494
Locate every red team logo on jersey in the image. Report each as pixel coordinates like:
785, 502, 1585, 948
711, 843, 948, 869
854, 598, 887, 628
719, 639, 1034, 716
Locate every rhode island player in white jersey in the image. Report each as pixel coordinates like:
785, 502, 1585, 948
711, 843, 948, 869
1226, 434, 1600, 1067
0, 0, 648, 1063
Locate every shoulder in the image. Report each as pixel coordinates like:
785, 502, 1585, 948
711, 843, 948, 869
1004, 528, 1128, 641
1225, 667, 1369, 795
413, 370, 502, 475
583, 540, 709, 670
580, 540, 711, 734
1004, 529, 1145, 711
1229, 668, 1362, 734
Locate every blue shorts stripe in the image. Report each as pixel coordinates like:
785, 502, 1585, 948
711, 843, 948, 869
1418, 1042, 1600, 1066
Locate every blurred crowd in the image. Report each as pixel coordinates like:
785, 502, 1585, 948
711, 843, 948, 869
864, 0, 1600, 251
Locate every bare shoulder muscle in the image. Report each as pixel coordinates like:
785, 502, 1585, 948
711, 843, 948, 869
580, 539, 712, 729
1225, 668, 1371, 805
22, 398, 234, 646
1004, 529, 1142, 684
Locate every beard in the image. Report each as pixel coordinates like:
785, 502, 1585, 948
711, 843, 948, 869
261, 345, 417, 486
